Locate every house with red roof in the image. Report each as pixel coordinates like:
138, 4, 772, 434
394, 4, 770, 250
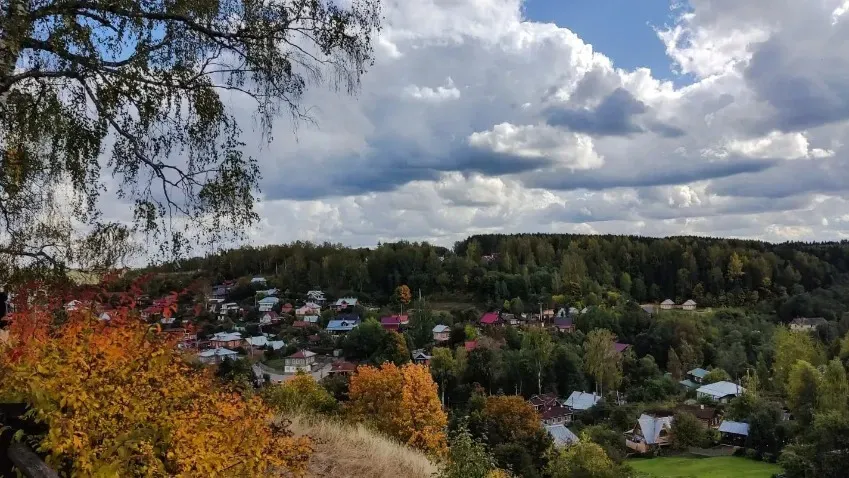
281, 303, 294, 314
465, 340, 478, 352
613, 342, 631, 353
480, 311, 501, 326
329, 360, 358, 375
380, 315, 409, 331
554, 317, 575, 333
292, 320, 309, 328
284, 350, 316, 373
260, 311, 279, 325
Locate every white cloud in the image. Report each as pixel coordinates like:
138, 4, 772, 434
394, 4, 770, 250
403, 77, 461, 101
89, 0, 849, 249
467, 123, 604, 169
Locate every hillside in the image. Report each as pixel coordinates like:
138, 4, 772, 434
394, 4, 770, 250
286, 415, 437, 478
145, 233, 849, 319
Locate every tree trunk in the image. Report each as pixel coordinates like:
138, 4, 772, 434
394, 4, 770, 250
537, 367, 542, 395
441, 376, 445, 406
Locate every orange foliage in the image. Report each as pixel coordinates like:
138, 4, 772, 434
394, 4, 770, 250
395, 285, 412, 305
0, 285, 312, 477
482, 395, 542, 442
347, 363, 447, 456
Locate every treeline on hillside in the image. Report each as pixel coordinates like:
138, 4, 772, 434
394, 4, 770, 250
153, 234, 849, 318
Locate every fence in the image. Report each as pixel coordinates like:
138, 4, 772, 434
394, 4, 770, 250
1, 403, 59, 477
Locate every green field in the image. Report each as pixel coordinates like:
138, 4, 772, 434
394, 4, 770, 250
628, 456, 781, 478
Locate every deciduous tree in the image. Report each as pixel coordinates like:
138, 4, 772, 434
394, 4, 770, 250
773, 327, 824, 393
347, 362, 447, 455
0, 299, 312, 476
522, 328, 554, 394
430, 347, 456, 406
584, 329, 622, 395
547, 439, 620, 478
0, 0, 381, 277
262, 372, 338, 416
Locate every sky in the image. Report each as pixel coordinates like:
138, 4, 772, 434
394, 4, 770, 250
102, 0, 849, 249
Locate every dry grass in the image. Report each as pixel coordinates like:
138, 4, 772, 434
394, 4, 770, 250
286, 414, 438, 478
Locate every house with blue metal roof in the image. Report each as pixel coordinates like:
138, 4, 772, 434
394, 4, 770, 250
326, 317, 361, 334
546, 424, 579, 448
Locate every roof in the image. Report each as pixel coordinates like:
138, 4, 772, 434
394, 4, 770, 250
640, 304, 656, 314
303, 315, 320, 323
679, 379, 699, 389
331, 361, 358, 373
245, 335, 268, 347
565, 391, 600, 411
210, 332, 243, 342
529, 393, 559, 408
697, 381, 745, 398
262, 311, 279, 319
719, 420, 749, 436
198, 347, 239, 358
432, 324, 450, 333
683, 299, 696, 306
269, 340, 286, 350
335, 297, 358, 306
546, 425, 579, 447
292, 321, 309, 328
637, 414, 673, 445
326, 319, 360, 331
613, 342, 631, 353
480, 312, 500, 324
381, 315, 408, 326
465, 340, 478, 351
258, 296, 279, 305
540, 404, 571, 420
251, 277, 266, 282
661, 299, 675, 305
790, 317, 828, 326
245, 336, 268, 347
288, 350, 316, 359
688, 367, 709, 379
554, 317, 573, 328
412, 349, 431, 360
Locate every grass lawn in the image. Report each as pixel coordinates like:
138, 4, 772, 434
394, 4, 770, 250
264, 359, 286, 370
627, 456, 781, 478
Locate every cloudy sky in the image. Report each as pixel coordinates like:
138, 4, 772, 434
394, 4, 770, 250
216, 0, 849, 248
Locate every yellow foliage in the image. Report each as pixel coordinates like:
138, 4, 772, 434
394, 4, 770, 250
0, 307, 312, 476
482, 395, 541, 441
347, 363, 447, 456
261, 372, 338, 415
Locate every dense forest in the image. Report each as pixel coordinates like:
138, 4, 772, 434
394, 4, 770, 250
155, 234, 849, 321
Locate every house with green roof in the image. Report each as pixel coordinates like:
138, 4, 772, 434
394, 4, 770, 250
679, 367, 708, 389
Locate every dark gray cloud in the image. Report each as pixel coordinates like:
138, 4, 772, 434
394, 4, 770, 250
260, 139, 555, 201
545, 88, 647, 136
743, 17, 849, 133
708, 157, 849, 199
545, 88, 685, 137
525, 157, 778, 192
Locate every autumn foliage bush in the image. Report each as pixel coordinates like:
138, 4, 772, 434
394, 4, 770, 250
347, 362, 448, 456
0, 285, 312, 476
